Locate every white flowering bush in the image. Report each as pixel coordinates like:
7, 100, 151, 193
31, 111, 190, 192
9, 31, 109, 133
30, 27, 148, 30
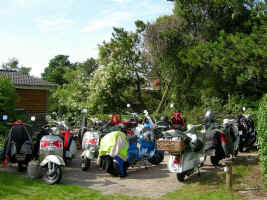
88, 62, 131, 113
52, 68, 91, 120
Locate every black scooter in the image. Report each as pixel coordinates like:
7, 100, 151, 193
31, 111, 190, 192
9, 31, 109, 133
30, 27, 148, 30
1, 115, 33, 171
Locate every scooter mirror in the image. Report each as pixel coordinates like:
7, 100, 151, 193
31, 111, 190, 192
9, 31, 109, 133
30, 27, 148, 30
170, 103, 174, 108
2, 115, 8, 121
127, 104, 131, 108
81, 108, 88, 114
31, 116, 36, 121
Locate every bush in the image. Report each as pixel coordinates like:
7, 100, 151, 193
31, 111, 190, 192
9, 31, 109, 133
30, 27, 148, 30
0, 78, 17, 117
257, 94, 267, 186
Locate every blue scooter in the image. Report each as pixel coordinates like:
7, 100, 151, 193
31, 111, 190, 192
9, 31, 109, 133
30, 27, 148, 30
98, 110, 164, 177
125, 110, 164, 171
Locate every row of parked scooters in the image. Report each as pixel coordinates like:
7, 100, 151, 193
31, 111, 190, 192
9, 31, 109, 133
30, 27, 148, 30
0, 105, 257, 184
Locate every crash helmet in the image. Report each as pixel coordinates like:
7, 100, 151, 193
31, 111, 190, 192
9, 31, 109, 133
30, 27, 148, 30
160, 115, 169, 122
118, 123, 127, 133
204, 110, 214, 122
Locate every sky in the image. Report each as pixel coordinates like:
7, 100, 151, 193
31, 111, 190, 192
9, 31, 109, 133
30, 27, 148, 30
0, 0, 174, 77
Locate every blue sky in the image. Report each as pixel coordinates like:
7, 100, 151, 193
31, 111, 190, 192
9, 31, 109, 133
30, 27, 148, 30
0, 0, 174, 77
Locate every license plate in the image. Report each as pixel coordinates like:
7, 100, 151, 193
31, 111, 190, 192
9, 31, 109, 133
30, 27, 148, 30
206, 149, 215, 156
15, 154, 26, 161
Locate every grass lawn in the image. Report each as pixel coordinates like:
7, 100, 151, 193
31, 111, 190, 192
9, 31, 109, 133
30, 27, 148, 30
0, 153, 265, 200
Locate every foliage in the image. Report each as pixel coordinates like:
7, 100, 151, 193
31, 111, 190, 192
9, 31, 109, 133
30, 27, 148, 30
98, 25, 149, 109
88, 63, 131, 113
1, 58, 31, 74
257, 93, 267, 186
51, 67, 91, 119
41, 55, 74, 85
144, 0, 267, 112
0, 78, 17, 117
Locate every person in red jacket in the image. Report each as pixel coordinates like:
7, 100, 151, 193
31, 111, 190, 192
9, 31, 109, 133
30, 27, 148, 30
170, 112, 186, 130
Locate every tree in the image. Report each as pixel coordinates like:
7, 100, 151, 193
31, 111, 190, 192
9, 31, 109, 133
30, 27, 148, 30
88, 62, 132, 113
98, 23, 150, 109
144, 0, 267, 112
42, 55, 74, 85
75, 58, 98, 76
0, 78, 17, 115
51, 67, 91, 118
1, 58, 31, 75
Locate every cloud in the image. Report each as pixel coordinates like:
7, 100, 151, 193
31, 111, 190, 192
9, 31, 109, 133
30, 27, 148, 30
36, 18, 74, 32
112, 0, 132, 3
81, 11, 132, 33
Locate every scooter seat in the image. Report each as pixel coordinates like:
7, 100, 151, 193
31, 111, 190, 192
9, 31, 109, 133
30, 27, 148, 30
127, 135, 138, 144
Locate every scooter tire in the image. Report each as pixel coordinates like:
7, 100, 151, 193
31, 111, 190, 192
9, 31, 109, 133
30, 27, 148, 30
43, 165, 62, 185
148, 153, 164, 165
81, 159, 91, 171
18, 163, 24, 172
176, 172, 185, 182
234, 150, 238, 157
210, 156, 220, 166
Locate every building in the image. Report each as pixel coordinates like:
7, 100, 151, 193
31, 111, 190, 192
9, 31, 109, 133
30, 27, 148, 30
0, 70, 55, 115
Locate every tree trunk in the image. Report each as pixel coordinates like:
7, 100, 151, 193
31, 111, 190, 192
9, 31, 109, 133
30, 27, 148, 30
156, 78, 172, 113
135, 71, 145, 109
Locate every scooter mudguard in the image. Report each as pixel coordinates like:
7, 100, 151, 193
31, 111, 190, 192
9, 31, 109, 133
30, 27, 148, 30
168, 155, 182, 173
127, 143, 139, 163
40, 155, 65, 167
113, 156, 126, 177
168, 151, 203, 173
81, 149, 95, 160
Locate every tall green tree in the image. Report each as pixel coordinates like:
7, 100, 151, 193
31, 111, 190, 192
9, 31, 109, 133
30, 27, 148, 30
42, 55, 74, 85
144, 0, 266, 111
98, 23, 150, 109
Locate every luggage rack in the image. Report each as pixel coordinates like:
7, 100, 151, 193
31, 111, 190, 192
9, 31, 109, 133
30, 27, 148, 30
156, 137, 184, 153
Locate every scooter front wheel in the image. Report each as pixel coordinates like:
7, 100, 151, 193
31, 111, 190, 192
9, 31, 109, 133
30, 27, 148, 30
81, 158, 91, 171
43, 165, 62, 185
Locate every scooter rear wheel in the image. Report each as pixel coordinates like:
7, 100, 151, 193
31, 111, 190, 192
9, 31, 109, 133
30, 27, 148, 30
148, 153, 164, 165
176, 172, 185, 182
18, 163, 24, 172
210, 156, 220, 166
43, 165, 62, 185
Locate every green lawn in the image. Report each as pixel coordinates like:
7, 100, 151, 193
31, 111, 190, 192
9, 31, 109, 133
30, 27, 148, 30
0, 171, 239, 200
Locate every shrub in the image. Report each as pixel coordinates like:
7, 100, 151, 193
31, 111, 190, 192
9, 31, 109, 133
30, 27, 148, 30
0, 78, 17, 117
257, 94, 267, 186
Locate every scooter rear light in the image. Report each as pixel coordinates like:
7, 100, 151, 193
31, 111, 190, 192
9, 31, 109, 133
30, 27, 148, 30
220, 132, 228, 143
89, 139, 98, 145
173, 157, 180, 164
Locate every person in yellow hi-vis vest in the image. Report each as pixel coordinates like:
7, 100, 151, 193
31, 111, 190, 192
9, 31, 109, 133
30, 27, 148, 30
97, 124, 129, 177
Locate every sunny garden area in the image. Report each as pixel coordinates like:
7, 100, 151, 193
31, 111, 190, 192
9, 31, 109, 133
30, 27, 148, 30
0, 0, 266, 199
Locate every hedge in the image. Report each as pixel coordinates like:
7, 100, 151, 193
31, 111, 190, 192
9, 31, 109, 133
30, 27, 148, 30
257, 94, 267, 186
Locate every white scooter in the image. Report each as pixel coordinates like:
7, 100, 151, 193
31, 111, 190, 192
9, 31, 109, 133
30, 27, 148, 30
39, 126, 65, 184
160, 124, 205, 182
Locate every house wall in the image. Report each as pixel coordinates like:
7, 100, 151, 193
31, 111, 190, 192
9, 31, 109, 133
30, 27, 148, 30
15, 89, 48, 113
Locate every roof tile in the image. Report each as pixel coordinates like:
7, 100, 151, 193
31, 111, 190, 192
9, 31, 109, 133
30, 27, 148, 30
0, 70, 55, 87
